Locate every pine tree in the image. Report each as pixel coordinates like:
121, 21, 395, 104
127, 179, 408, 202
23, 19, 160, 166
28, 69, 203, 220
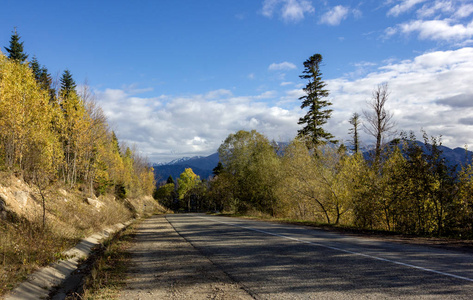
212, 162, 224, 176
111, 131, 121, 154
4, 28, 28, 62
297, 54, 336, 146
30, 56, 41, 80
39, 66, 56, 102
29, 56, 55, 101
60, 69, 77, 98
349, 112, 361, 153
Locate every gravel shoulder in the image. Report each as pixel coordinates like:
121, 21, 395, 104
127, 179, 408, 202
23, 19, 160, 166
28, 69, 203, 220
118, 214, 253, 300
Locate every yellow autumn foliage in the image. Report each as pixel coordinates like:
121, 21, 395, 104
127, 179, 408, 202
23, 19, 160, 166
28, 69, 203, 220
0, 52, 155, 199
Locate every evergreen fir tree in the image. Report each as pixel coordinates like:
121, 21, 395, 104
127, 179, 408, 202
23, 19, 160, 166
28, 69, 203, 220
111, 131, 121, 154
212, 162, 224, 176
30, 56, 41, 80
297, 54, 336, 146
4, 28, 28, 62
349, 112, 361, 153
60, 69, 77, 98
30, 56, 56, 103
41, 67, 56, 103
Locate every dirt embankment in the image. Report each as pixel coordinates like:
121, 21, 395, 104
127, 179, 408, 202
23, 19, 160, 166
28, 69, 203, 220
0, 173, 164, 298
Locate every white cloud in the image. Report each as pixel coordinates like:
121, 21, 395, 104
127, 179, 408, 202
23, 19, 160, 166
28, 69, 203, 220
352, 8, 363, 19
385, 0, 473, 42
454, 3, 473, 19
262, 0, 279, 17
353, 61, 377, 68
268, 61, 297, 71
95, 48, 473, 162
320, 5, 349, 26
387, 0, 427, 17
255, 90, 278, 99
261, 0, 314, 22
399, 19, 473, 41
277, 88, 305, 106
204, 89, 233, 99
326, 47, 473, 148
416, 0, 454, 18
384, 26, 398, 37
414, 1, 473, 20
96, 88, 301, 162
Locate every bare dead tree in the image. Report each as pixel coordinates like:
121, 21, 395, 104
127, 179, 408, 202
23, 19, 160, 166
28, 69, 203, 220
81, 82, 110, 197
363, 83, 396, 165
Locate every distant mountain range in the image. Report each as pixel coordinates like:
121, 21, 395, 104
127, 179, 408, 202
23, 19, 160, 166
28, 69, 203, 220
153, 153, 219, 183
153, 142, 473, 185
401, 141, 472, 172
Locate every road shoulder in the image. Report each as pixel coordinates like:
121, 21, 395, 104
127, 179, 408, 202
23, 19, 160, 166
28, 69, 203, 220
118, 214, 252, 300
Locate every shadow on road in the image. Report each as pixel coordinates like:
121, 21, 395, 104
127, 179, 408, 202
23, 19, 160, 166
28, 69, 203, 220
160, 213, 473, 299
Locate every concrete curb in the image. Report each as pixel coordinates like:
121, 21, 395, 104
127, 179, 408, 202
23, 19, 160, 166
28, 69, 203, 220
4, 220, 134, 300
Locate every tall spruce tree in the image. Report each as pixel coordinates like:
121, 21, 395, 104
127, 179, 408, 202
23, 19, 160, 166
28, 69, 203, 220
4, 28, 28, 63
297, 54, 336, 146
39, 66, 56, 102
111, 131, 121, 154
30, 56, 55, 101
30, 56, 41, 80
349, 112, 361, 153
60, 69, 77, 98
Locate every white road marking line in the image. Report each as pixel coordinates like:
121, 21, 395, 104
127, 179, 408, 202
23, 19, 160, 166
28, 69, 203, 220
197, 215, 473, 283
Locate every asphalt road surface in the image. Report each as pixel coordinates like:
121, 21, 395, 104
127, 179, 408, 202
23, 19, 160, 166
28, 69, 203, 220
163, 213, 473, 299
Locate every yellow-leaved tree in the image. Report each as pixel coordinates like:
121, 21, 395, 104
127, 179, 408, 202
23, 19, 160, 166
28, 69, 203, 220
0, 52, 62, 227
277, 139, 362, 225
177, 168, 201, 211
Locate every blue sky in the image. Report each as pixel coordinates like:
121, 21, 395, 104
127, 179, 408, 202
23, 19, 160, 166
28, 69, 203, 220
2, 0, 473, 162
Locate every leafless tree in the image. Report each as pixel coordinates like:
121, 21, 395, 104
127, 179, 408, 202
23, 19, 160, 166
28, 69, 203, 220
363, 83, 396, 164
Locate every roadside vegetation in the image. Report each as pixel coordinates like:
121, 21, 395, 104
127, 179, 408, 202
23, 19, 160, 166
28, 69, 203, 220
64, 220, 139, 300
155, 54, 473, 240
0, 30, 162, 296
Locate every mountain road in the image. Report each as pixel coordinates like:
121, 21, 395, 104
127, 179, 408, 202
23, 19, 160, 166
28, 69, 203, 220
120, 213, 473, 299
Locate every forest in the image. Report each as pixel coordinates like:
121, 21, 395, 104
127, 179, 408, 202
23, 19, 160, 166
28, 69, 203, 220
155, 55, 473, 239
0, 30, 156, 203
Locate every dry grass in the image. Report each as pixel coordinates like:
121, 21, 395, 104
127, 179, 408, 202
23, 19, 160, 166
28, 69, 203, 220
0, 216, 77, 295
65, 222, 138, 300
0, 174, 164, 297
